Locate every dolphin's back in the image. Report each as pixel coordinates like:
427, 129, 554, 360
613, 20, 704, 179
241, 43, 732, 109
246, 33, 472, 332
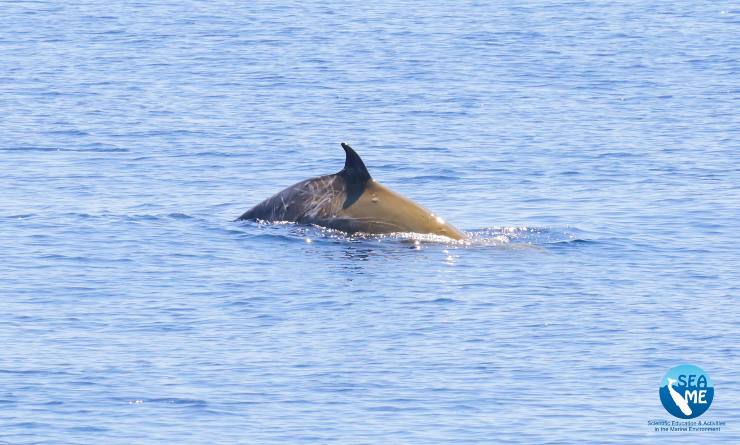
237, 174, 344, 223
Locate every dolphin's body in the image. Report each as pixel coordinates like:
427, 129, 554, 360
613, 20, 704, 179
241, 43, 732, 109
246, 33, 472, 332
237, 143, 465, 240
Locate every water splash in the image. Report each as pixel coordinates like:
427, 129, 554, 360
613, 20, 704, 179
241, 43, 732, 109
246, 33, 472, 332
236, 221, 592, 249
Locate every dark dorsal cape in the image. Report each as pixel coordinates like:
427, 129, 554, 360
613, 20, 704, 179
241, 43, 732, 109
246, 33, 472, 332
236, 142, 371, 222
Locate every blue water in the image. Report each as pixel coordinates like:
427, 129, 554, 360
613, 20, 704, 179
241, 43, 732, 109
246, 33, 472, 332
1, 1, 739, 443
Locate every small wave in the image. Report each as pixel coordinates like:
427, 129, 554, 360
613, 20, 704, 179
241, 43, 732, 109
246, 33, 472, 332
123, 212, 199, 222
66, 426, 110, 433
466, 226, 591, 247
3, 213, 35, 219
8, 422, 51, 429
167, 212, 195, 220
43, 129, 90, 136
147, 398, 208, 407
123, 214, 160, 222
548, 238, 599, 246
0, 146, 129, 153
171, 151, 253, 158
409, 174, 460, 181
417, 297, 458, 304
11, 211, 200, 223
117, 397, 208, 408
0, 368, 73, 376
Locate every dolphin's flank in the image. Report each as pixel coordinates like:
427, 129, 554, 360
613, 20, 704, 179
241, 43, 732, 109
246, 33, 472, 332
237, 143, 465, 240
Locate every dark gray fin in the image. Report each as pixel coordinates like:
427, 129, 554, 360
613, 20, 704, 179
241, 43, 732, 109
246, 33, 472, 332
341, 142, 371, 182
340, 142, 371, 208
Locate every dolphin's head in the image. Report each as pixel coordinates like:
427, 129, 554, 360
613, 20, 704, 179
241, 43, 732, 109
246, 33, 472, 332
667, 378, 677, 386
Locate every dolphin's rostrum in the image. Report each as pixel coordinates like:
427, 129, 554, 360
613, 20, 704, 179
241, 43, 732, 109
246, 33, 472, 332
238, 143, 464, 240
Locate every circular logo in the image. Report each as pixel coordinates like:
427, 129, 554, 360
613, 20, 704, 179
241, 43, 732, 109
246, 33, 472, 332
659, 364, 714, 419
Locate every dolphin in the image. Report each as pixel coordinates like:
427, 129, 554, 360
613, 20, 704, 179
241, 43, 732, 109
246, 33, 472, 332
237, 143, 465, 240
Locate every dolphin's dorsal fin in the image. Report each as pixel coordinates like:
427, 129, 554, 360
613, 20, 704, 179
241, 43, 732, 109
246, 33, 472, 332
341, 142, 371, 182
340, 142, 371, 208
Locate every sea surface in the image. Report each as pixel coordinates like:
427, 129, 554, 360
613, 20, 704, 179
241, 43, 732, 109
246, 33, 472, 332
1, 1, 739, 443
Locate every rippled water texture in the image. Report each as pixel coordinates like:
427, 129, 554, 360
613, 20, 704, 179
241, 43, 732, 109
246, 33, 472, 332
1, 1, 739, 443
